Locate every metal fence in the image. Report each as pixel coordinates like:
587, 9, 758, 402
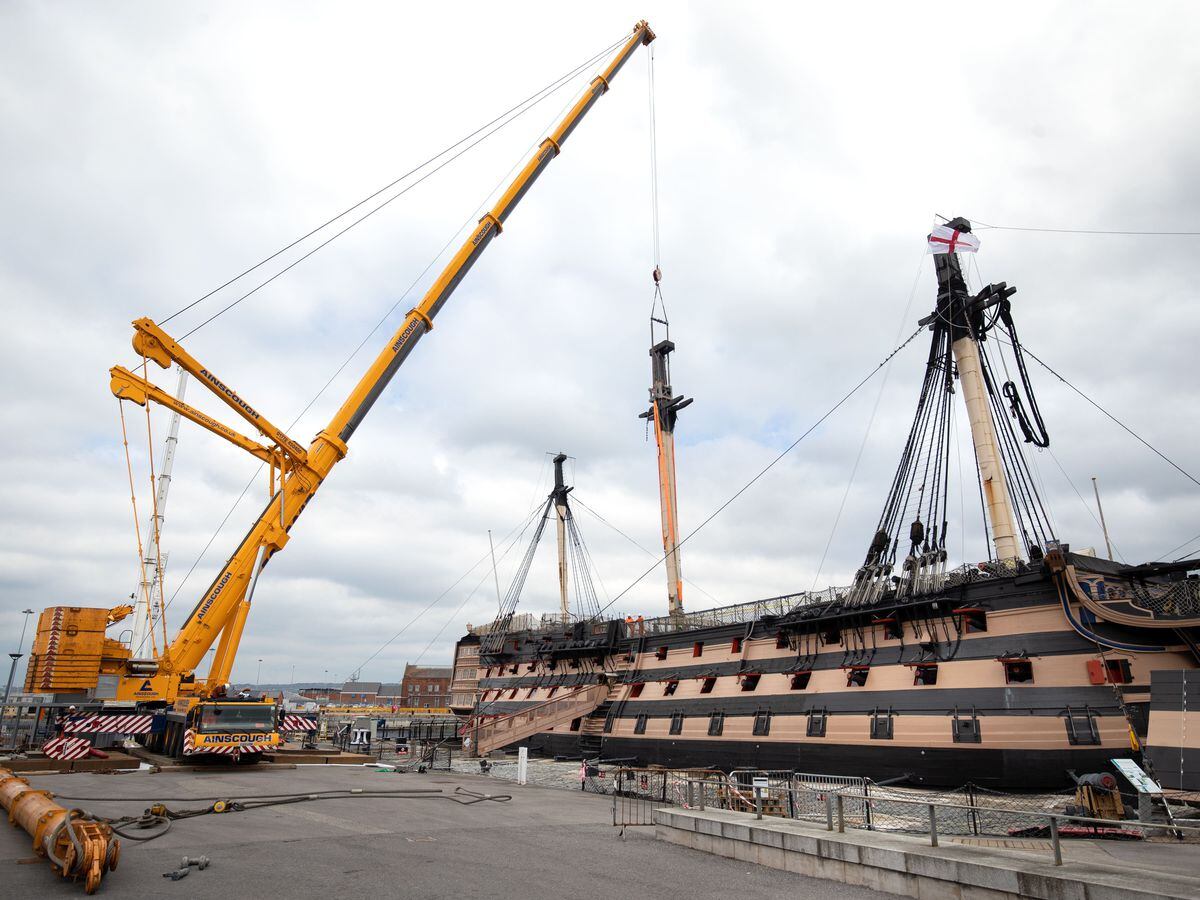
606, 764, 1199, 864
669, 774, 1199, 865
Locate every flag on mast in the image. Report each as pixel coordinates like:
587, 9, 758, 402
928, 224, 981, 254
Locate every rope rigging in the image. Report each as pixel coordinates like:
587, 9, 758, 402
480, 459, 607, 656
850, 223, 1061, 606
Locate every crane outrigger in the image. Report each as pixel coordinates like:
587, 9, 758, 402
23, 21, 657, 760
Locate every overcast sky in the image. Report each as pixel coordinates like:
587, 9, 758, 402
2, 2, 1198, 685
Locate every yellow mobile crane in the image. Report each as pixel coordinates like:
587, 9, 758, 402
24, 21, 656, 760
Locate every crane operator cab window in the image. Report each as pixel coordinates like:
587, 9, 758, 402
195, 703, 275, 733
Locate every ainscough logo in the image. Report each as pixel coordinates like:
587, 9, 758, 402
200, 369, 260, 420
196, 571, 232, 621
391, 317, 422, 353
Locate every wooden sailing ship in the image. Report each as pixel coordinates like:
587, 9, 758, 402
460, 218, 1199, 788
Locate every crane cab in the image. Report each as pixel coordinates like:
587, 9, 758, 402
149, 694, 281, 761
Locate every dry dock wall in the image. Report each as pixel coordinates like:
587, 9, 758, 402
653, 807, 1200, 900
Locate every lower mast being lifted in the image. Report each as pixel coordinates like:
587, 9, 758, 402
640, 270, 691, 619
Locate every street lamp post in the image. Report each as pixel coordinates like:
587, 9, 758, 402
256, 658, 263, 686
0, 609, 36, 748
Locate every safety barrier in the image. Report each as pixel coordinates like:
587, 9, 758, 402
675, 775, 1197, 865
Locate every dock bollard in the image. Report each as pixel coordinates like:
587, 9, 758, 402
928, 804, 938, 847
1049, 816, 1062, 866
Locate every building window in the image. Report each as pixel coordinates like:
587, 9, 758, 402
913, 664, 938, 686
730, 637, 742, 654
1065, 711, 1100, 746
846, 667, 869, 687
669, 712, 684, 735
752, 711, 771, 736
693, 642, 704, 657
807, 710, 827, 737
663, 680, 679, 696
870, 709, 893, 740
740, 673, 761, 692
952, 715, 981, 744
655, 646, 669, 660
775, 631, 789, 649
569, 717, 582, 732
700, 677, 716, 694
634, 714, 648, 735
790, 672, 811, 690
630, 683, 645, 698
708, 712, 724, 736
822, 627, 841, 645
1002, 659, 1034, 684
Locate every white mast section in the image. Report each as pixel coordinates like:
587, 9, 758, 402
130, 366, 187, 659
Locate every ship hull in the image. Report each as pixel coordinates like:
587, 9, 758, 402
465, 555, 1198, 788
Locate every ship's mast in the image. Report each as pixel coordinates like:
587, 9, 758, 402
934, 219, 1021, 562
640, 330, 692, 618
551, 453, 571, 624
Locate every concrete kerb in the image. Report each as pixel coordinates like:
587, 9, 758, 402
653, 806, 1200, 900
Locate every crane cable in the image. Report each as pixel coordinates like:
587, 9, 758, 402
116, 399, 154, 657
156, 32, 631, 336
137, 356, 170, 655
646, 41, 668, 338
150, 40, 632, 630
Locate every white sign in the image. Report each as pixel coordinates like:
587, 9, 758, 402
752, 777, 769, 791
1112, 758, 1162, 794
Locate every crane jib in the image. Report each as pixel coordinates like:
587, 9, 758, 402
155, 22, 655, 684
337, 217, 499, 442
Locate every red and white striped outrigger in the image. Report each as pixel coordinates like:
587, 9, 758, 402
63, 714, 156, 734
279, 714, 317, 733
42, 736, 94, 761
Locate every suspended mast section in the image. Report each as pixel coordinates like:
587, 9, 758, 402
552, 453, 572, 624
640, 330, 691, 618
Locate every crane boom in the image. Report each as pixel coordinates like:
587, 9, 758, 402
106, 21, 656, 700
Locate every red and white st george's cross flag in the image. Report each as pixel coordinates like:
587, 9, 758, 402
927, 224, 981, 254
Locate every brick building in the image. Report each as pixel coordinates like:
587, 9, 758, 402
400, 664, 452, 708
